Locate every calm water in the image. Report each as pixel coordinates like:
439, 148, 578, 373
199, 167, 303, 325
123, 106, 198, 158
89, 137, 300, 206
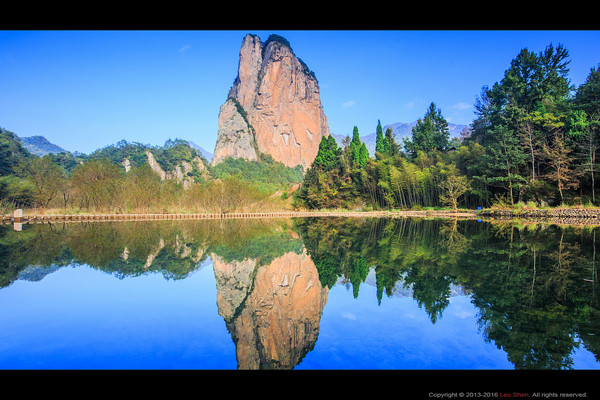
1, 217, 599, 371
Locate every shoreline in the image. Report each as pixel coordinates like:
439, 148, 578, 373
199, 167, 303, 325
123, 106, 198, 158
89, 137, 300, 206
5, 207, 600, 226
2, 209, 478, 224
478, 207, 600, 226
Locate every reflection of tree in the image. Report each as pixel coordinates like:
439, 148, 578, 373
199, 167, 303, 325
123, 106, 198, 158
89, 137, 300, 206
404, 265, 452, 324
0, 223, 72, 288
0, 218, 302, 285
294, 217, 466, 310
460, 223, 600, 369
293, 217, 377, 296
296, 216, 600, 368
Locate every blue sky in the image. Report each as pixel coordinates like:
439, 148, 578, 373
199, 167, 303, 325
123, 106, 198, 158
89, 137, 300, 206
1, 30, 599, 155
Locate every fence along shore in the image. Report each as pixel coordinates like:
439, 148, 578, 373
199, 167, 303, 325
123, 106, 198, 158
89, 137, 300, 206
7, 208, 600, 228
3, 209, 477, 225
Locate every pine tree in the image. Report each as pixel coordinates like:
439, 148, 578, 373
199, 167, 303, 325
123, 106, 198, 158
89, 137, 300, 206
350, 126, 361, 166
403, 103, 450, 156
375, 120, 385, 154
359, 143, 369, 170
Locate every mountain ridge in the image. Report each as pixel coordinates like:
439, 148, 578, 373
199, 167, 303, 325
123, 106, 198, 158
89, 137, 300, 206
17, 135, 68, 156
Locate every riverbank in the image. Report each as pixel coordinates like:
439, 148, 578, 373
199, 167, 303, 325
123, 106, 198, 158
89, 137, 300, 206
7, 206, 600, 225
2, 209, 479, 225
478, 207, 600, 225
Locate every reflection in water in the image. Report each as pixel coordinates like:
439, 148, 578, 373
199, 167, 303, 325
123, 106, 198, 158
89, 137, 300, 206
214, 249, 327, 369
1, 216, 599, 369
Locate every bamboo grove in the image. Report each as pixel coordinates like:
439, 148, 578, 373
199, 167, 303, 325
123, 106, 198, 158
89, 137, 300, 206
294, 44, 600, 211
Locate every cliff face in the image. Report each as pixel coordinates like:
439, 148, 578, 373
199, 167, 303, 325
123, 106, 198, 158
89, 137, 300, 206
211, 98, 258, 165
212, 34, 330, 169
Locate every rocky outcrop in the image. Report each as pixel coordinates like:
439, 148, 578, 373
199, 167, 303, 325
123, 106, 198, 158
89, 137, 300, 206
146, 150, 168, 180
145, 150, 206, 189
211, 98, 259, 165
213, 34, 330, 169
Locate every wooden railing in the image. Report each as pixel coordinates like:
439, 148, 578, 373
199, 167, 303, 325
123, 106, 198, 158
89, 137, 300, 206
2, 209, 478, 225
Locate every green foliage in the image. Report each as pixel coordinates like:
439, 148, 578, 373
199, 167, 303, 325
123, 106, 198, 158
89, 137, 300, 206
375, 120, 388, 155
294, 135, 363, 210
88, 139, 150, 169
403, 102, 450, 156
70, 158, 124, 211
0, 175, 35, 209
312, 135, 340, 172
13, 154, 66, 209
210, 153, 303, 193
263, 34, 291, 51
0, 127, 35, 177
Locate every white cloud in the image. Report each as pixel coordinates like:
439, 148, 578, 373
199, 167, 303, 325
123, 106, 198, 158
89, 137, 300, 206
179, 45, 191, 52
452, 102, 471, 110
341, 100, 356, 108
341, 312, 356, 320
405, 97, 424, 109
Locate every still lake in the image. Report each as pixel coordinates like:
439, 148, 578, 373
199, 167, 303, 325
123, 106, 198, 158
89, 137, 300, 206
1, 216, 599, 370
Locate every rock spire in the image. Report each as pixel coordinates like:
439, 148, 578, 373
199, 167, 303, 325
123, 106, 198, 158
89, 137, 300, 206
212, 34, 330, 169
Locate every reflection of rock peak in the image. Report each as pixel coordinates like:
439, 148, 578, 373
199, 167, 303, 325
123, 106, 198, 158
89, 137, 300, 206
213, 249, 328, 369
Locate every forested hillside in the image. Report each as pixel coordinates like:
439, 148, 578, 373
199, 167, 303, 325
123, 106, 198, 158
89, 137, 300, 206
0, 127, 301, 214
294, 44, 600, 211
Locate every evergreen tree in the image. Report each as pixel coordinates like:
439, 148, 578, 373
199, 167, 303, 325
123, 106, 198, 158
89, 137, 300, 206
384, 127, 397, 156
350, 126, 361, 166
358, 143, 369, 170
375, 120, 387, 154
312, 135, 340, 172
403, 102, 450, 156
478, 125, 527, 205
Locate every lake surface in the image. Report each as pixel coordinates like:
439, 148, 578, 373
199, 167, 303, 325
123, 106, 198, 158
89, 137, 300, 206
1, 216, 599, 370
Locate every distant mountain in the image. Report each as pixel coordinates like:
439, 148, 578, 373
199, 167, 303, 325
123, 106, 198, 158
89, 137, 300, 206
332, 121, 468, 155
187, 141, 213, 162
18, 135, 68, 156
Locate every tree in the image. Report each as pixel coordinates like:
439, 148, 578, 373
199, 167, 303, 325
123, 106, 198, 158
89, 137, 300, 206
70, 158, 123, 211
312, 135, 340, 172
438, 165, 471, 211
385, 127, 397, 155
573, 64, 600, 124
403, 102, 450, 156
478, 125, 527, 205
489, 44, 571, 120
13, 155, 66, 210
1, 128, 34, 177
540, 115, 580, 204
470, 86, 493, 146
122, 163, 162, 212
358, 142, 369, 170
349, 126, 361, 167
375, 120, 388, 155
294, 135, 344, 209
572, 65, 600, 202
567, 109, 597, 202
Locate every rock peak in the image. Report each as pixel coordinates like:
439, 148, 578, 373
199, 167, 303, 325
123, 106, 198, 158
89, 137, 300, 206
213, 34, 330, 169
